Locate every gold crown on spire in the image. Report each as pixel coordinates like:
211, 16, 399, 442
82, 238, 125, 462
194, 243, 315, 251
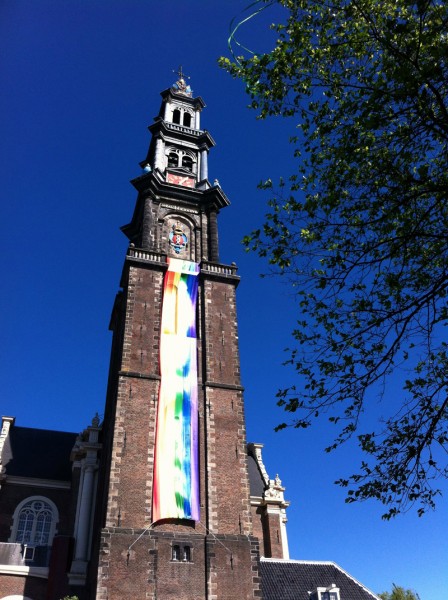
172, 65, 193, 97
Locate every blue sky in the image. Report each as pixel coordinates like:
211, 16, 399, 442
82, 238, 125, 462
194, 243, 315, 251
1, 1, 446, 598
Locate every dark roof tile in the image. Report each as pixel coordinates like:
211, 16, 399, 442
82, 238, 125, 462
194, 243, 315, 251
3, 426, 77, 481
247, 450, 266, 497
259, 559, 379, 600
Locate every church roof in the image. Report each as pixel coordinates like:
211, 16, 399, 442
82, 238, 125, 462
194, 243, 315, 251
259, 559, 380, 600
2, 425, 77, 481
247, 449, 266, 497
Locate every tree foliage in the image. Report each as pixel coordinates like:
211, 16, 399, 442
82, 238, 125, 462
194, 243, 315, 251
220, 0, 448, 517
379, 584, 420, 600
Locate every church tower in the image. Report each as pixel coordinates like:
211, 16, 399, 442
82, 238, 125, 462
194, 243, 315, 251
93, 73, 262, 600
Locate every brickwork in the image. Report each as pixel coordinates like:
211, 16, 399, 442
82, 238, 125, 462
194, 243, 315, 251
96, 258, 261, 598
266, 510, 284, 558
0, 573, 47, 599
105, 375, 159, 528
205, 387, 252, 535
201, 277, 241, 386
120, 262, 164, 375
206, 535, 262, 600
97, 529, 211, 600
251, 505, 267, 555
250, 503, 287, 559
201, 275, 253, 537
153, 532, 206, 599
104, 259, 165, 530
97, 528, 154, 600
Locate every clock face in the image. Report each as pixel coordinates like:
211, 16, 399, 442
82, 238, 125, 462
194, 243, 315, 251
167, 173, 195, 188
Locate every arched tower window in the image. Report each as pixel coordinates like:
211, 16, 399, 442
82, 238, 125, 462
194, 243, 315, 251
183, 112, 192, 127
168, 152, 178, 168
172, 544, 180, 561
172, 109, 181, 125
182, 155, 193, 171
10, 497, 59, 546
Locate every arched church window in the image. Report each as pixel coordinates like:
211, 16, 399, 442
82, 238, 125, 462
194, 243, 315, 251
172, 109, 181, 124
183, 112, 192, 127
168, 152, 178, 168
172, 544, 180, 561
182, 155, 193, 171
10, 497, 58, 546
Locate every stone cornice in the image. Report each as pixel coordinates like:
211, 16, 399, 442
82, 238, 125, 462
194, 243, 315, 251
129, 170, 229, 210
4, 475, 70, 490
203, 381, 244, 392
0, 564, 49, 579
118, 370, 161, 381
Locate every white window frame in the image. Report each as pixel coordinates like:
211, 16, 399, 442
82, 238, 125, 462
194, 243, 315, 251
9, 496, 59, 547
313, 587, 340, 600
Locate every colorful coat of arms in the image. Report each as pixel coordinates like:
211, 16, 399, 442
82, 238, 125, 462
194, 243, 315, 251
169, 223, 188, 254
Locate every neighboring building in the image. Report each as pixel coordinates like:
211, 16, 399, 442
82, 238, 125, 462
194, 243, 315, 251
0, 416, 100, 599
0, 74, 380, 600
259, 559, 380, 600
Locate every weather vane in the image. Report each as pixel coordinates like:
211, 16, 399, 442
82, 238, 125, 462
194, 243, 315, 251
173, 65, 190, 82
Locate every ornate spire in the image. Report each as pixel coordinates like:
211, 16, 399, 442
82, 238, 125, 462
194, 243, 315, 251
171, 65, 193, 97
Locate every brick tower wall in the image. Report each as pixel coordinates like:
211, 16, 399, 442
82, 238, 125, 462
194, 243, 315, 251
200, 274, 252, 537
104, 260, 164, 530
95, 257, 262, 599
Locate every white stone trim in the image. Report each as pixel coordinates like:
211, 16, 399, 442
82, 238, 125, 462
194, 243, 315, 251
0, 417, 15, 486
247, 443, 270, 486
0, 564, 49, 579
69, 419, 101, 585
314, 585, 340, 600
250, 496, 263, 505
280, 507, 289, 560
0, 417, 15, 456
2, 596, 35, 600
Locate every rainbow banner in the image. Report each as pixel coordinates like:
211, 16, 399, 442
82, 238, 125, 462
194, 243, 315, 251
152, 258, 200, 522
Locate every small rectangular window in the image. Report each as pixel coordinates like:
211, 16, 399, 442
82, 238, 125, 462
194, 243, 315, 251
172, 545, 180, 561
183, 546, 191, 562
320, 591, 339, 600
24, 546, 35, 561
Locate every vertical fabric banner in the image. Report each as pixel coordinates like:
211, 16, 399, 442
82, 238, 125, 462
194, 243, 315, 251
152, 258, 200, 522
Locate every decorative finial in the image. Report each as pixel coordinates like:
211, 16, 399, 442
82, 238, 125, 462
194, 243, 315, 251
92, 412, 100, 428
174, 65, 188, 80
172, 65, 193, 97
